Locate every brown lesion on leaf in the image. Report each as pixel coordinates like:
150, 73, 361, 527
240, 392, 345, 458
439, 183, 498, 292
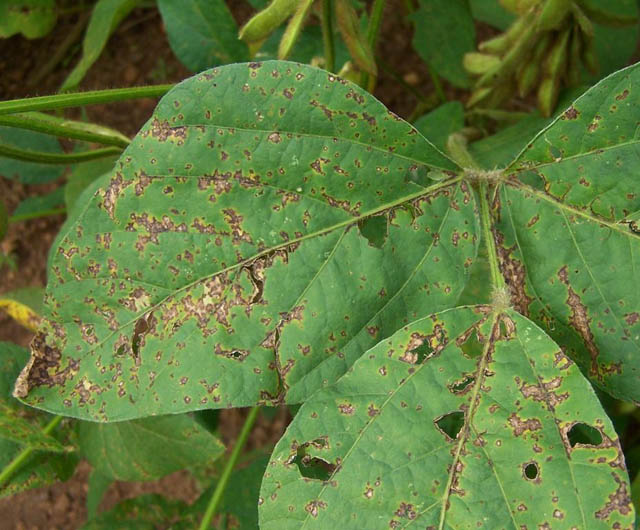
595, 474, 633, 520
222, 208, 254, 245
562, 106, 579, 120
99, 172, 134, 220
214, 345, 249, 361
14, 330, 79, 398
516, 375, 569, 409
507, 412, 542, 437
304, 499, 327, 518
493, 229, 534, 315
144, 117, 187, 143
394, 502, 417, 520
338, 402, 355, 415
557, 265, 600, 378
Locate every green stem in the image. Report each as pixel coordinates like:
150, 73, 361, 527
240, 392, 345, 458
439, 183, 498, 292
366, 0, 386, 47
0, 415, 63, 490
0, 144, 122, 164
360, 0, 386, 90
479, 181, 506, 292
0, 114, 130, 148
427, 63, 446, 103
198, 406, 260, 530
321, 0, 336, 73
0, 85, 173, 116
9, 208, 67, 224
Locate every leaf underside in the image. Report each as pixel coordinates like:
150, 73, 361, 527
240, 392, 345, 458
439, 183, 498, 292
17, 61, 478, 421
259, 307, 634, 529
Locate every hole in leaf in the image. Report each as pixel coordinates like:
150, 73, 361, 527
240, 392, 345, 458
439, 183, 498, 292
567, 423, 602, 447
435, 411, 464, 440
448, 375, 475, 394
293, 440, 336, 481
132, 316, 150, 357
409, 341, 432, 364
357, 215, 388, 248
460, 331, 483, 358
115, 345, 126, 357
523, 462, 539, 480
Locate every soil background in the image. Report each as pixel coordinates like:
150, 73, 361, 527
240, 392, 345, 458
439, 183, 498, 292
0, 1, 441, 528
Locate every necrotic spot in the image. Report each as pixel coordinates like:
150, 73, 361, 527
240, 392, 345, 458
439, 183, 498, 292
524, 462, 539, 480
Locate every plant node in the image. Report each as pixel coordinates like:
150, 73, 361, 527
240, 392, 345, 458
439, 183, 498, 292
463, 168, 504, 182
491, 286, 512, 312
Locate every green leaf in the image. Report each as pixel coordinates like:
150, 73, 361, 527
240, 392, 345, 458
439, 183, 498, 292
495, 63, 640, 402
413, 101, 464, 153
60, 0, 141, 92
0, 342, 78, 498
12, 186, 65, 219
77, 414, 225, 481
65, 156, 118, 213
157, 0, 249, 73
259, 307, 634, 528
186, 454, 270, 528
469, 0, 515, 30
0, 0, 56, 38
80, 494, 188, 530
86, 469, 113, 519
0, 126, 65, 184
411, 0, 476, 88
590, 23, 639, 81
17, 61, 478, 421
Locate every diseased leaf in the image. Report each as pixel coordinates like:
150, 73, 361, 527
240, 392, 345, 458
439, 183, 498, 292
61, 0, 141, 91
0, 342, 78, 498
157, 0, 249, 73
411, 0, 476, 88
259, 307, 634, 528
77, 414, 225, 481
0, 126, 65, 184
495, 63, 640, 402
16, 61, 478, 421
0, 0, 56, 39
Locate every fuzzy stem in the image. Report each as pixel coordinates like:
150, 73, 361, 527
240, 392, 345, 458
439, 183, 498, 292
321, 0, 336, 73
0, 415, 63, 490
0, 85, 172, 115
198, 406, 260, 530
0, 144, 122, 164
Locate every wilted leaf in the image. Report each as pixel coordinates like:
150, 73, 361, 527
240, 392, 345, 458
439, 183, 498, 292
0, 342, 78, 497
157, 0, 249, 73
259, 307, 634, 528
77, 414, 225, 481
17, 61, 478, 421
0, 0, 56, 39
411, 0, 476, 88
61, 0, 141, 91
0, 287, 43, 332
495, 63, 640, 402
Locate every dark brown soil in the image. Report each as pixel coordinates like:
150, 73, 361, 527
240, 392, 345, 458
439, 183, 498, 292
0, 1, 437, 528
